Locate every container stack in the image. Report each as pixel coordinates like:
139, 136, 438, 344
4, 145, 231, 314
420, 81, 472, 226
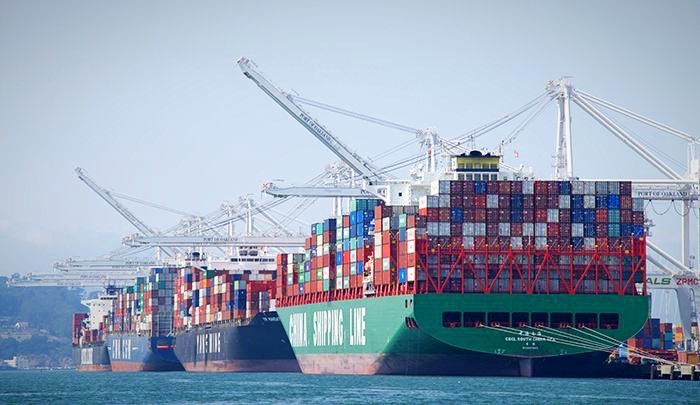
627, 318, 674, 351
373, 204, 423, 287
72, 313, 88, 345
418, 180, 643, 251
108, 268, 177, 336
275, 180, 646, 304
173, 267, 276, 329
276, 253, 305, 297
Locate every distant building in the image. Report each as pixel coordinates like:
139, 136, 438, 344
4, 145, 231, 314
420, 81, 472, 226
14, 322, 29, 329
3, 356, 30, 369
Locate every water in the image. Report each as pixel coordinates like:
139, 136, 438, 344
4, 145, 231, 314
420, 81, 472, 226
1, 371, 700, 404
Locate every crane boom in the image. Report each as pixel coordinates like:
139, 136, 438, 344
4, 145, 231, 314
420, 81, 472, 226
237, 57, 383, 181
75, 167, 177, 257
123, 235, 305, 248
76, 168, 158, 236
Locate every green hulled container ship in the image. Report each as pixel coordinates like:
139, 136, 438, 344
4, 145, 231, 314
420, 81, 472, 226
274, 154, 650, 376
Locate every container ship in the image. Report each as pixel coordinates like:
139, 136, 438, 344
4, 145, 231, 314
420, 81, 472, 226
106, 268, 184, 372
274, 153, 650, 376
71, 291, 116, 372
171, 263, 299, 372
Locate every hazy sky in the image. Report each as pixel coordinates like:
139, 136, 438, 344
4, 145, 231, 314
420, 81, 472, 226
1, 0, 699, 280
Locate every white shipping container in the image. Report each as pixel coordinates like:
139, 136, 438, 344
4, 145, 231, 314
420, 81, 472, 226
463, 222, 475, 236
522, 181, 534, 194
323, 267, 330, 279
535, 223, 548, 237
596, 181, 608, 194
547, 209, 559, 223
427, 195, 439, 208
633, 198, 645, 212
499, 223, 511, 236
317, 235, 323, 246
571, 181, 584, 194
439, 180, 451, 194
487, 194, 499, 208
511, 237, 523, 248
584, 237, 596, 249
336, 278, 343, 290
572, 223, 584, 237
407, 228, 416, 241
474, 223, 487, 236
383, 217, 391, 230
439, 222, 451, 236
350, 250, 357, 263
427, 222, 440, 235
418, 196, 428, 209
439, 195, 450, 208
383, 257, 390, 271
584, 182, 596, 195
430, 180, 441, 195
375, 233, 382, 246
584, 195, 596, 209
523, 223, 534, 237
407, 240, 415, 254
463, 236, 475, 248
322, 244, 330, 255
535, 237, 548, 248
375, 245, 382, 258
608, 181, 620, 194
559, 195, 570, 209
407, 267, 416, 282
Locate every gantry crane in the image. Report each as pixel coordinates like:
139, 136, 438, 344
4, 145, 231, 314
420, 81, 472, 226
239, 58, 700, 345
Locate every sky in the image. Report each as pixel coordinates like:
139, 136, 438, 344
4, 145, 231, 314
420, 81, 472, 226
1, 0, 699, 290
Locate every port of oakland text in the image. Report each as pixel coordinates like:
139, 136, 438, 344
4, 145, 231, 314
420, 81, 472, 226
288, 307, 366, 347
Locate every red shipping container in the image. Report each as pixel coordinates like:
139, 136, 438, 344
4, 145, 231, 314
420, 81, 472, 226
439, 208, 450, 222
487, 181, 499, 194
535, 181, 548, 194
511, 181, 523, 194
535, 209, 547, 222
382, 231, 391, 245
450, 196, 463, 208
475, 209, 487, 222
499, 181, 511, 194
596, 209, 608, 223
523, 209, 534, 222
343, 215, 350, 227
547, 223, 560, 237
473, 195, 487, 209
535, 195, 547, 209
621, 210, 632, 223
511, 223, 523, 236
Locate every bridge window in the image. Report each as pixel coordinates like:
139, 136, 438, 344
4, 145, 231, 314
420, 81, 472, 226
532, 312, 549, 328
512, 312, 529, 328
575, 313, 598, 329
442, 312, 461, 328
551, 313, 573, 329
600, 313, 619, 330
488, 312, 510, 327
463, 312, 485, 328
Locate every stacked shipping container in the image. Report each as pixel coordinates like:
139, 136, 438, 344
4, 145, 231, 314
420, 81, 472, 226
108, 268, 177, 336
276, 180, 648, 306
173, 267, 276, 330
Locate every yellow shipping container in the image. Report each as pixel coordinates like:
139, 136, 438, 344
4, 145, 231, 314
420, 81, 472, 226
675, 332, 684, 342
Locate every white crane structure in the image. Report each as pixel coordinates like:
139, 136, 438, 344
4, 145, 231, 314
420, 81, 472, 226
8, 271, 140, 288
239, 58, 700, 346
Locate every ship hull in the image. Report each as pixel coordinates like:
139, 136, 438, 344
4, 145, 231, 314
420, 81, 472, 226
173, 311, 300, 372
278, 293, 649, 376
72, 342, 111, 372
106, 334, 184, 372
